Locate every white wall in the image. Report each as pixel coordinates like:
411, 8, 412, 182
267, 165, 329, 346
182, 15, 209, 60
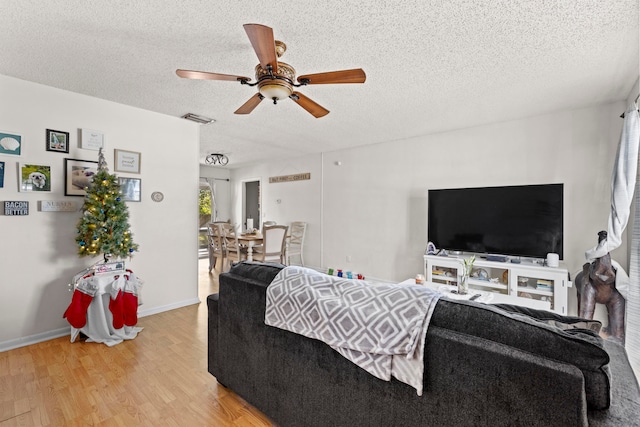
230, 155, 323, 267
231, 102, 627, 316
0, 75, 200, 350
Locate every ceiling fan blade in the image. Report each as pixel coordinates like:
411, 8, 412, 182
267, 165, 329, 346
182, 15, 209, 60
297, 69, 366, 85
234, 93, 264, 115
176, 69, 250, 82
243, 24, 277, 70
290, 92, 329, 118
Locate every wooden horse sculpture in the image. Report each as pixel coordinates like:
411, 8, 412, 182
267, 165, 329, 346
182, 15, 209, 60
575, 231, 626, 343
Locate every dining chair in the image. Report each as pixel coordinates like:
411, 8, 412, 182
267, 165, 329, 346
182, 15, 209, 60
286, 221, 307, 266
252, 225, 288, 264
206, 222, 225, 273
262, 220, 277, 228
222, 223, 247, 271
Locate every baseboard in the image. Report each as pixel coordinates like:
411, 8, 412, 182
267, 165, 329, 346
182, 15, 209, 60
137, 297, 201, 318
0, 327, 71, 353
0, 298, 201, 353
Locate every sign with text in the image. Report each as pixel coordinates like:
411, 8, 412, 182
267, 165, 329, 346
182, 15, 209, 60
80, 128, 105, 150
40, 200, 77, 212
4, 201, 29, 215
269, 173, 311, 184
93, 261, 125, 275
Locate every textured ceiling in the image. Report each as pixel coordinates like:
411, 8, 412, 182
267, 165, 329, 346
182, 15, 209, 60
2, 1, 638, 168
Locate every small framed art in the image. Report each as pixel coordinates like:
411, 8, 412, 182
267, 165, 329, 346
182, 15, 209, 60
46, 129, 70, 153
65, 158, 98, 196
0, 131, 22, 156
119, 177, 141, 202
19, 163, 51, 192
0, 161, 4, 187
114, 149, 141, 174
79, 128, 104, 150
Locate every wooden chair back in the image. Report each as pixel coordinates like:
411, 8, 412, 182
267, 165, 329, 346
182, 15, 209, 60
222, 223, 246, 269
255, 225, 288, 263
287, 221, 307, 266
206, 222, 225, 272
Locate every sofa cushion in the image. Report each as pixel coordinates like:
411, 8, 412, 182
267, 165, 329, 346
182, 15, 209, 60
432, 299, 611, 410
492, 303, 603, 332
227, 261, 285, 285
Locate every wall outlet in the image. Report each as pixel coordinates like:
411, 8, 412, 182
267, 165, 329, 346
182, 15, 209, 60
346, 255, 352, 263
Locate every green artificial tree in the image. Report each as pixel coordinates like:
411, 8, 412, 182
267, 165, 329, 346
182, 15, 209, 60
75, 149, 139, 261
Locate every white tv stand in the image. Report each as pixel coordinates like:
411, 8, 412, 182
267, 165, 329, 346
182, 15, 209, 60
424, 254, 571, 315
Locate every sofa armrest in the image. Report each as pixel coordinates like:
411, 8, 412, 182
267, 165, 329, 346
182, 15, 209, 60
420, 326, 589, 427
588, 339, 640, 426
207, 293, 220, 380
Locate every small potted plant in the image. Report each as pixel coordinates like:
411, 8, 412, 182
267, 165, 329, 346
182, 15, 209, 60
457, 255, 475, 295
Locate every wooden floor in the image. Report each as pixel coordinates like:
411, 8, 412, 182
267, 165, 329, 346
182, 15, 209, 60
0, 259, 273, 426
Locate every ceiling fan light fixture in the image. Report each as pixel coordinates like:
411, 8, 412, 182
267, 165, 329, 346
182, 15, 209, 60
259, 82, 293, 103
255, 61, 295, 104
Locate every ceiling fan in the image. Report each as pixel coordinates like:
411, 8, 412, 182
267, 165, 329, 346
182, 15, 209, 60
176, 23, 366, 118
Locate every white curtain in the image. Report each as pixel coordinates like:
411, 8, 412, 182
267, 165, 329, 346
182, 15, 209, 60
582, 101, 639, 375
617, 102, 640, 376
586, 102, 640, 268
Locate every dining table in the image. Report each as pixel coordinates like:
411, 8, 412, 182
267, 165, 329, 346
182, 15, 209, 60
237, 232, 264, 261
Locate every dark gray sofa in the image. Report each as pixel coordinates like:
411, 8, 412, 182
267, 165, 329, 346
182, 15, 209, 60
208, 262, 640, 426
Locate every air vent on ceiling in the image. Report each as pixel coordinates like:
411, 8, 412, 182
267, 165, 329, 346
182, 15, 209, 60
181, 113, 215, 124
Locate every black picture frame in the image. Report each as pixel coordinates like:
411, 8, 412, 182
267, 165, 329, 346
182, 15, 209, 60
46, 129, 70, 153
64, 158, 98, 196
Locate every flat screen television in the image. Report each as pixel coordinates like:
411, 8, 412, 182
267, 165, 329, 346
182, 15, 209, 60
428, 184, 563, 259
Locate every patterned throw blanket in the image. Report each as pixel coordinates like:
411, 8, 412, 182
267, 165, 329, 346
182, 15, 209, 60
265, 266, 441, 395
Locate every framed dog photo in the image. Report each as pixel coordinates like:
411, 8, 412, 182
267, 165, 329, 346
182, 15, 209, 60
46, 129, 70, 153
19, 163, 51, 192
65, 158, 98, 196
118, 177, 141, 202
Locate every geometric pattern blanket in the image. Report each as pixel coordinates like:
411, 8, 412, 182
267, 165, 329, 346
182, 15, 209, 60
265, 266, 441, 395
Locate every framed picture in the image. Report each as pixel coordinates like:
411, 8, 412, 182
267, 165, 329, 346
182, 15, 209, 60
114, 149, 141, 174
79, 128, 104, 150
0, 161, 4, 188
65, 158, 98, 196
19, 163, 52, 192
46, 129, 70, 153
0, 131, 22, 156
119, 177, 141, 202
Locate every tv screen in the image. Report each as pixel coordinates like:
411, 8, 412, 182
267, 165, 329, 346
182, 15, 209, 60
428, 184, 563, 259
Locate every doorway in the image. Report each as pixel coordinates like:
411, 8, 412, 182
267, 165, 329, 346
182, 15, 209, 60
198, 177, 231, 259
243, 180, 261, 231
198, 181, 213, 258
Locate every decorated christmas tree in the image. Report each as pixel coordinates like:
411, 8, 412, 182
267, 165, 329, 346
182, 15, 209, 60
75, 149, 139, 261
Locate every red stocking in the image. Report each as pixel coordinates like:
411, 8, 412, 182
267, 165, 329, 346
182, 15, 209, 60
63, 279, 97, 328
123, 273, 140, 326
123, 291, 138, 326
109, 289, 125, 329
108, 275, 126, 329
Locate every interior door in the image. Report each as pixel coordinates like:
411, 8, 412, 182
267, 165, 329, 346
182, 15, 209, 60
244, 180, 260, 231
